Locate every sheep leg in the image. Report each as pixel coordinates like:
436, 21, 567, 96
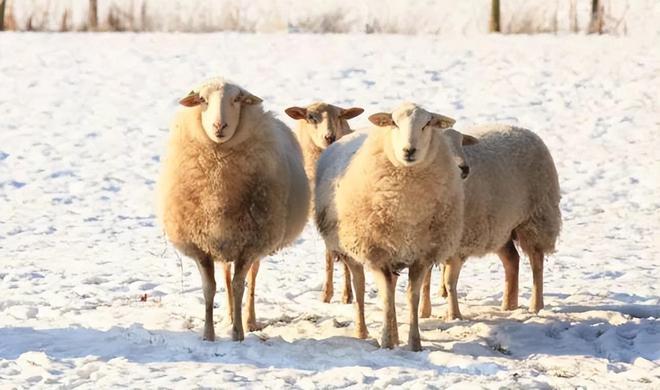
341, 261, 353, 304
444, 257, 463, 321
195, 256, 216, 341
373, 268, 398, 349
231, 259, 251, 341
420, 264, 432, 318
407, 262, 426, 351
389, 274, 399, 345
439, 264, 448, 298
322, 250, 334, 303
222, 262, 234, 324
528, 249, 544, 313
497, 239, 520, 311
345, 259, 368, 339
245, 259, 262, 332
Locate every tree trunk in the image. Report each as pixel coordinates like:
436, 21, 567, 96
88, 0, 98, 30
489, 0, 501, 33
0, 0, 6, 31
589, 0, 604, 34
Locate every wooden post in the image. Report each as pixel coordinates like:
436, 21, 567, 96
589, 0, 604, 34
490, 0, 501, 33
88, 0, 98, 30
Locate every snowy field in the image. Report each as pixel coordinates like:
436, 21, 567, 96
0, 32, 659, 388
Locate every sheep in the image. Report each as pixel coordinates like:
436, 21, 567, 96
418, 124, 561, 320
315, 102, 468, 351
157, 77, 310, 342
284, 102, 364, 305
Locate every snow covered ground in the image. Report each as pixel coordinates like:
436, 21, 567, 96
0, 32, 659, 388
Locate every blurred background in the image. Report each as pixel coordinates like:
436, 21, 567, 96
1, 0, 657, 36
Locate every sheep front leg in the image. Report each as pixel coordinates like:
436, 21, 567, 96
407, 262, 426, 351
245, 259, 262, 332
420, 264, 433, 318
444, 257, 464, 321
222, 262, 234, 324
344, 259, 368, 339
195, 256, 216, 341
322, 250, 334, 303
497, 239, 520, 311
341, 261, 353, 304
529, 249, 544, 313
373, 267, 398, 349
231, 259, 251, 341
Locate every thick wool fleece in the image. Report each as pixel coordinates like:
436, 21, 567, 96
316, 127, 464, 272
157, 104, 310, 265
457, 124, 561, 257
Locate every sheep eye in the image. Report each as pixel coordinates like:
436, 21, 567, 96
233, 96, 241, 103
307, 115, 318, 124
423, 120, 432, 129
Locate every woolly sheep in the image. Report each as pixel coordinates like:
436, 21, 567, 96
285, 102, 364, 305
157, 78, 310, 342
315, 102, 468, 351
419, 124, 561, 320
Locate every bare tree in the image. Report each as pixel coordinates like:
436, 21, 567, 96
490, 0, 501, 33
88, 0, 98, 30
589, 0, 604, 34
569, 0, 578, 33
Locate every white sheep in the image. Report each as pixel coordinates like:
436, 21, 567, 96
315, 102, 468, 351
157, 78, 310, 342
419, 124, 561, 320
284, 102, 364, 305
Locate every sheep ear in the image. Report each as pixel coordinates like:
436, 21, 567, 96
179, 90, 204, 107
368, 112, 394, 127
285, 106, 307, 120
462, 134, 479, 145
341, 107, 364, 120
430, 114, 456, 129
239, 90, 263, 105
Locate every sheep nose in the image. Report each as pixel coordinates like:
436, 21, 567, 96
459, 164, 470, 179
324, 134, 336, 144
213, 122, 228, 137
403, 147, 417, 160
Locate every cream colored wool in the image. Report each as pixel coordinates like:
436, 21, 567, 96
157, 79, 310, 343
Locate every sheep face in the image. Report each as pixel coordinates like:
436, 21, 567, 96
285, 103, 364, 149
369, 103, 456, 167
442, 129, 479, 180
179, 80, 262, 144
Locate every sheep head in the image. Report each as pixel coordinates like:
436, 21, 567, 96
285, 102, 363, 149
441, 128, 479, 180
179, 78, 262, 144
369, 102, 456, 168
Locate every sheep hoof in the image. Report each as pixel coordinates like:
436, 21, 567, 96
529, 302, 544, 313
409, 340, 423, 352
341, 294, 353, 304
321, 289, 333, 303
245, 321, 265, 332
354, 328, 369, 339
445, 312, 462, 321
420, 305, 432, 318
231, 327, 244, 342
501, 301, 518, 311
202, 328, 215, 342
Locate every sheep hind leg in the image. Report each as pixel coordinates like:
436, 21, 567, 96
407, 262, 426, 351
528, 249, 545, 313
195, 256, 216, 341
344, 258, 368, 339
390, 274, 399, 345
231, 259, 252, 341
497, 239, 520, 311
244, 259, 263, 332
222, 262, 234, 324
444, 257, 464, 321
321, 250, 334, 303
419, 264, 432, 318
439, 264, 448, 298
373, 268, 398, 349
341, 260, 353, 304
